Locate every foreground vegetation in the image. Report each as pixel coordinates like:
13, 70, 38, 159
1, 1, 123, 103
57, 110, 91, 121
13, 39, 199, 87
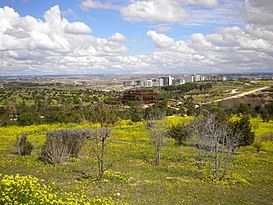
1, 116, 273, 204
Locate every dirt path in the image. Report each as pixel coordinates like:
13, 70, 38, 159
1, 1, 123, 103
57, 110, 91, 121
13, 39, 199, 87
204, 86, 270, 104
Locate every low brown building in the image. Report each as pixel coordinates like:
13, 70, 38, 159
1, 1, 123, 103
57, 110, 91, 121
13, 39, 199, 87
121, 89, 159, 105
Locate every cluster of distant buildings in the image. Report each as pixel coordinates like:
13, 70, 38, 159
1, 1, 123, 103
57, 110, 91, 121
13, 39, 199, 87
123, 74, 227, 88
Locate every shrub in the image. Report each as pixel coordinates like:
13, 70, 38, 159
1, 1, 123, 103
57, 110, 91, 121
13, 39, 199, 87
41, 128, 92, 164
192, 111, 238, 179
17, 111, 41, 126
41, 134, 70, 164
229, 115, 255, 148
0, 174, 125, 205
168, 123, 192, 145
260, 112, 270, 122
131, 114, 142, 122
61, 129, 91, 157
15, 134, 33, 156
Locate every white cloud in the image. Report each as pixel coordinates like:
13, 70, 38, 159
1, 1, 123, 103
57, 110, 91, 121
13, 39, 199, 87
62, 8, 78, 19
146, 23, 273, 72
184, 0, 243, 26
0, 6, 20, 32
80, 0, 113, 10
1, 0, 273, 75
139, 0, 273, 73
0, 5, 128, 74
120, 0, 188, 23
65, 22, 92, 35
186, 0, 218, 8
147, 31, 174, 48
243, 0, 273, 36
119, 0, 220, 23
155, 25, 172, 33
109, 32, 126, 41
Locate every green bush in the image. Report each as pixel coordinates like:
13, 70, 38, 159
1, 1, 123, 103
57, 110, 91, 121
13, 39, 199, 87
131, 114, 142, 122
17, 111, 41, 126
168, 123, 192, 145
229, 115, 255, 148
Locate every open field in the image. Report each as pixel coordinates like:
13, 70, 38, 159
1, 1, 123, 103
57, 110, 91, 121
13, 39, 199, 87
1, 116, 273, 204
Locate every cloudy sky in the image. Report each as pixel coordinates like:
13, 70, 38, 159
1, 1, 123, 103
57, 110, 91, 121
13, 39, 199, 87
0, 0, 272, 75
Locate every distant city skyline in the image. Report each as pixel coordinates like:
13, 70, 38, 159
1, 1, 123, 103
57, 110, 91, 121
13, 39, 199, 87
0, 0, 273, 75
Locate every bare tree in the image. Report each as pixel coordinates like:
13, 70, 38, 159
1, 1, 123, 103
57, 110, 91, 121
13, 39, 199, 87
91, 128, 113, 180
193, 111, 238, 179
89, 102, 118, 180
147, 114, 168, 166
90, 102, 119, 128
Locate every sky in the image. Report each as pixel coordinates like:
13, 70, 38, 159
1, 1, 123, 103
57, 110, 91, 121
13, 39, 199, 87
0, 0, 272, 75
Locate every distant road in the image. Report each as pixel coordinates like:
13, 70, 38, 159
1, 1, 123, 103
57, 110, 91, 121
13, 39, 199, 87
204, 86, 271, 104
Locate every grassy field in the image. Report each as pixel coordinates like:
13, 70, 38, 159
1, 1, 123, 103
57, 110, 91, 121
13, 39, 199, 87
0, 117, 273, 204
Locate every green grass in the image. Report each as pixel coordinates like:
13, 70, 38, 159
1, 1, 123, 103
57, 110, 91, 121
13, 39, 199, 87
1, 117, 273, 204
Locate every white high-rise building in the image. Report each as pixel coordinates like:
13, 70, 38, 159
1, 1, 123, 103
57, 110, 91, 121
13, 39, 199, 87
157, 78, 164, 86
194, 74, 201, 82
184, 75, 194, 83
169, 76, 173, 86
160, 76, 173, 86
144, 80, 153, 87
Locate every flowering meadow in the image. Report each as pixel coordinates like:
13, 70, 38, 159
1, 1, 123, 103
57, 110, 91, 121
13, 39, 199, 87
0, 117, 273, 204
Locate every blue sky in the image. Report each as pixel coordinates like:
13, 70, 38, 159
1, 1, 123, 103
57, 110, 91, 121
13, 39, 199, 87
0, 0, 243, 36
0, 0, 272, 75
1, 0, 243, 55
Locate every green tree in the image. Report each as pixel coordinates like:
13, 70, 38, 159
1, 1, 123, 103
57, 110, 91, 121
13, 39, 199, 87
237, 103, 251, 115
230, 115, 255, 147
169, 123, 192, 145
17, 111, 41, 126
